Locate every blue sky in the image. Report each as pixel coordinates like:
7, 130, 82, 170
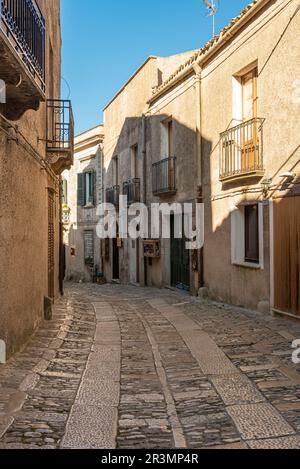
61, 0, 251, 134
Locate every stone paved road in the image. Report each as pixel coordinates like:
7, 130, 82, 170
1, 283, 300, 449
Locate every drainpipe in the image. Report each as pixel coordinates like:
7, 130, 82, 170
193, 63, 202, 188
142, 114, 147, 205
141, 114, 147, 286
193, 63, 204, 291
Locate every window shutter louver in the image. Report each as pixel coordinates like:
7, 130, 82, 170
77, 173, 85, 206
92, 171, 97, 206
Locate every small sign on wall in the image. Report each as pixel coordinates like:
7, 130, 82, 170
143, 240, 161, 259
70, 247, 76, 257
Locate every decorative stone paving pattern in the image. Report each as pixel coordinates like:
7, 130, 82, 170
2, 283, 300, 449
141, 300, 242, 448
61, 301, 120, 449
61, 404, 118, 449
149, 301, 237, 376
0, 290, 96, 448
248, 435, 300, 449
112, 301, 174, 449
211, 375, 266, 406
227, 403, 295, 440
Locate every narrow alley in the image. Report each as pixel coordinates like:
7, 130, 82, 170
1, 284, 300, 450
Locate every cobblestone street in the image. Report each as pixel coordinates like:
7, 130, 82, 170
1, 283, 300, 449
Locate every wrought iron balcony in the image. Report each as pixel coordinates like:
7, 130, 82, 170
106, 186, 120, 208
0, 0, 46, 120
220, 118, 265, 183
46, 100, 74, 174
152, 157, 176, 196
123, 178, 141, 204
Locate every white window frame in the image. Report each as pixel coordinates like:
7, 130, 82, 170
231, 202, 264, 270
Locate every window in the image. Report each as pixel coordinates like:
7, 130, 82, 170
113, 156, 119, 186
231, 203, 263, 269
77, 172, 95, 207
61, 179, 68, 206
161, 118, 173, 158
84, 231, 94, 266
167, 120, 173, 157
242, 68, 257, 121
245, 204, 259, 263
131, 145, 138, 178
232, 65, 258, 123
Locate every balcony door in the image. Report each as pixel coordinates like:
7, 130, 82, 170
241, 68, 258, 171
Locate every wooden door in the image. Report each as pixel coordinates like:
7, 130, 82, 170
48, 190, 55, 299
171, 215, 190, 291
274, 196, 300, 317
241, 68, 258, 171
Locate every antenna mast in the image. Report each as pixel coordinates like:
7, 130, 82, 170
202, 0, 218, 37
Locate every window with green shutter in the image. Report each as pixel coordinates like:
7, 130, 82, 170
77, 173, 85, 206
62, 179, 68, 206
77, 172, 96, 206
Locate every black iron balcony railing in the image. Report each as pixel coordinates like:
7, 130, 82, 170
47, 100, 74, 153
106, 186, 120, 208
220, 118, 265, 182
123, 178, 141, 204
152, 157, 176, 196
0, 0, 46, 90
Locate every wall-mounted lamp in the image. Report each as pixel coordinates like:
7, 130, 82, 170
279, 172, 296, 180
261, 178, 272, 198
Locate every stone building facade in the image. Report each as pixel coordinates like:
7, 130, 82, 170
101, 0, 300, 318
62, 125, 104, 282
149, 0, 300, 315
102, 52, 198, 286
0, 0, 73, 357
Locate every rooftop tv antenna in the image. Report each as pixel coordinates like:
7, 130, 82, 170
202, 0, 219, 37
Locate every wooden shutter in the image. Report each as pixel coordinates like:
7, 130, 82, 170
92, 171, 97, 206
245, 204, 259, 263
77, 173, 85, 206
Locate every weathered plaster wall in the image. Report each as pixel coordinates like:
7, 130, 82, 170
0, 0, 62, 357
146, 74, 199, 293
201, 0, 300, 310
63, 126, 104, 282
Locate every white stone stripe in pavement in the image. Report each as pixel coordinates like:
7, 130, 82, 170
61, 302, 121, 449
148, 299, 296, 443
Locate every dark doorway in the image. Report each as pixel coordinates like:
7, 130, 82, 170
136, 238, 140, 284
112, 237, 120, 280
171, 215, 190, 291
48, 189, 55, 299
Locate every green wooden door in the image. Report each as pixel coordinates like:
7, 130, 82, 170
171, 215, 190, 291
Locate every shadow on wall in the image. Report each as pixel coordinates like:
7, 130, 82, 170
203, 132, 300, 312
65, 155, 104, 283
103, 113, 212, 293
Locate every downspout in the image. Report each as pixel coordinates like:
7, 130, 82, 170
142, 114, 147, 286
193, 63, 202, 189
193, 63, 204, 291
142, 114, 147, 205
